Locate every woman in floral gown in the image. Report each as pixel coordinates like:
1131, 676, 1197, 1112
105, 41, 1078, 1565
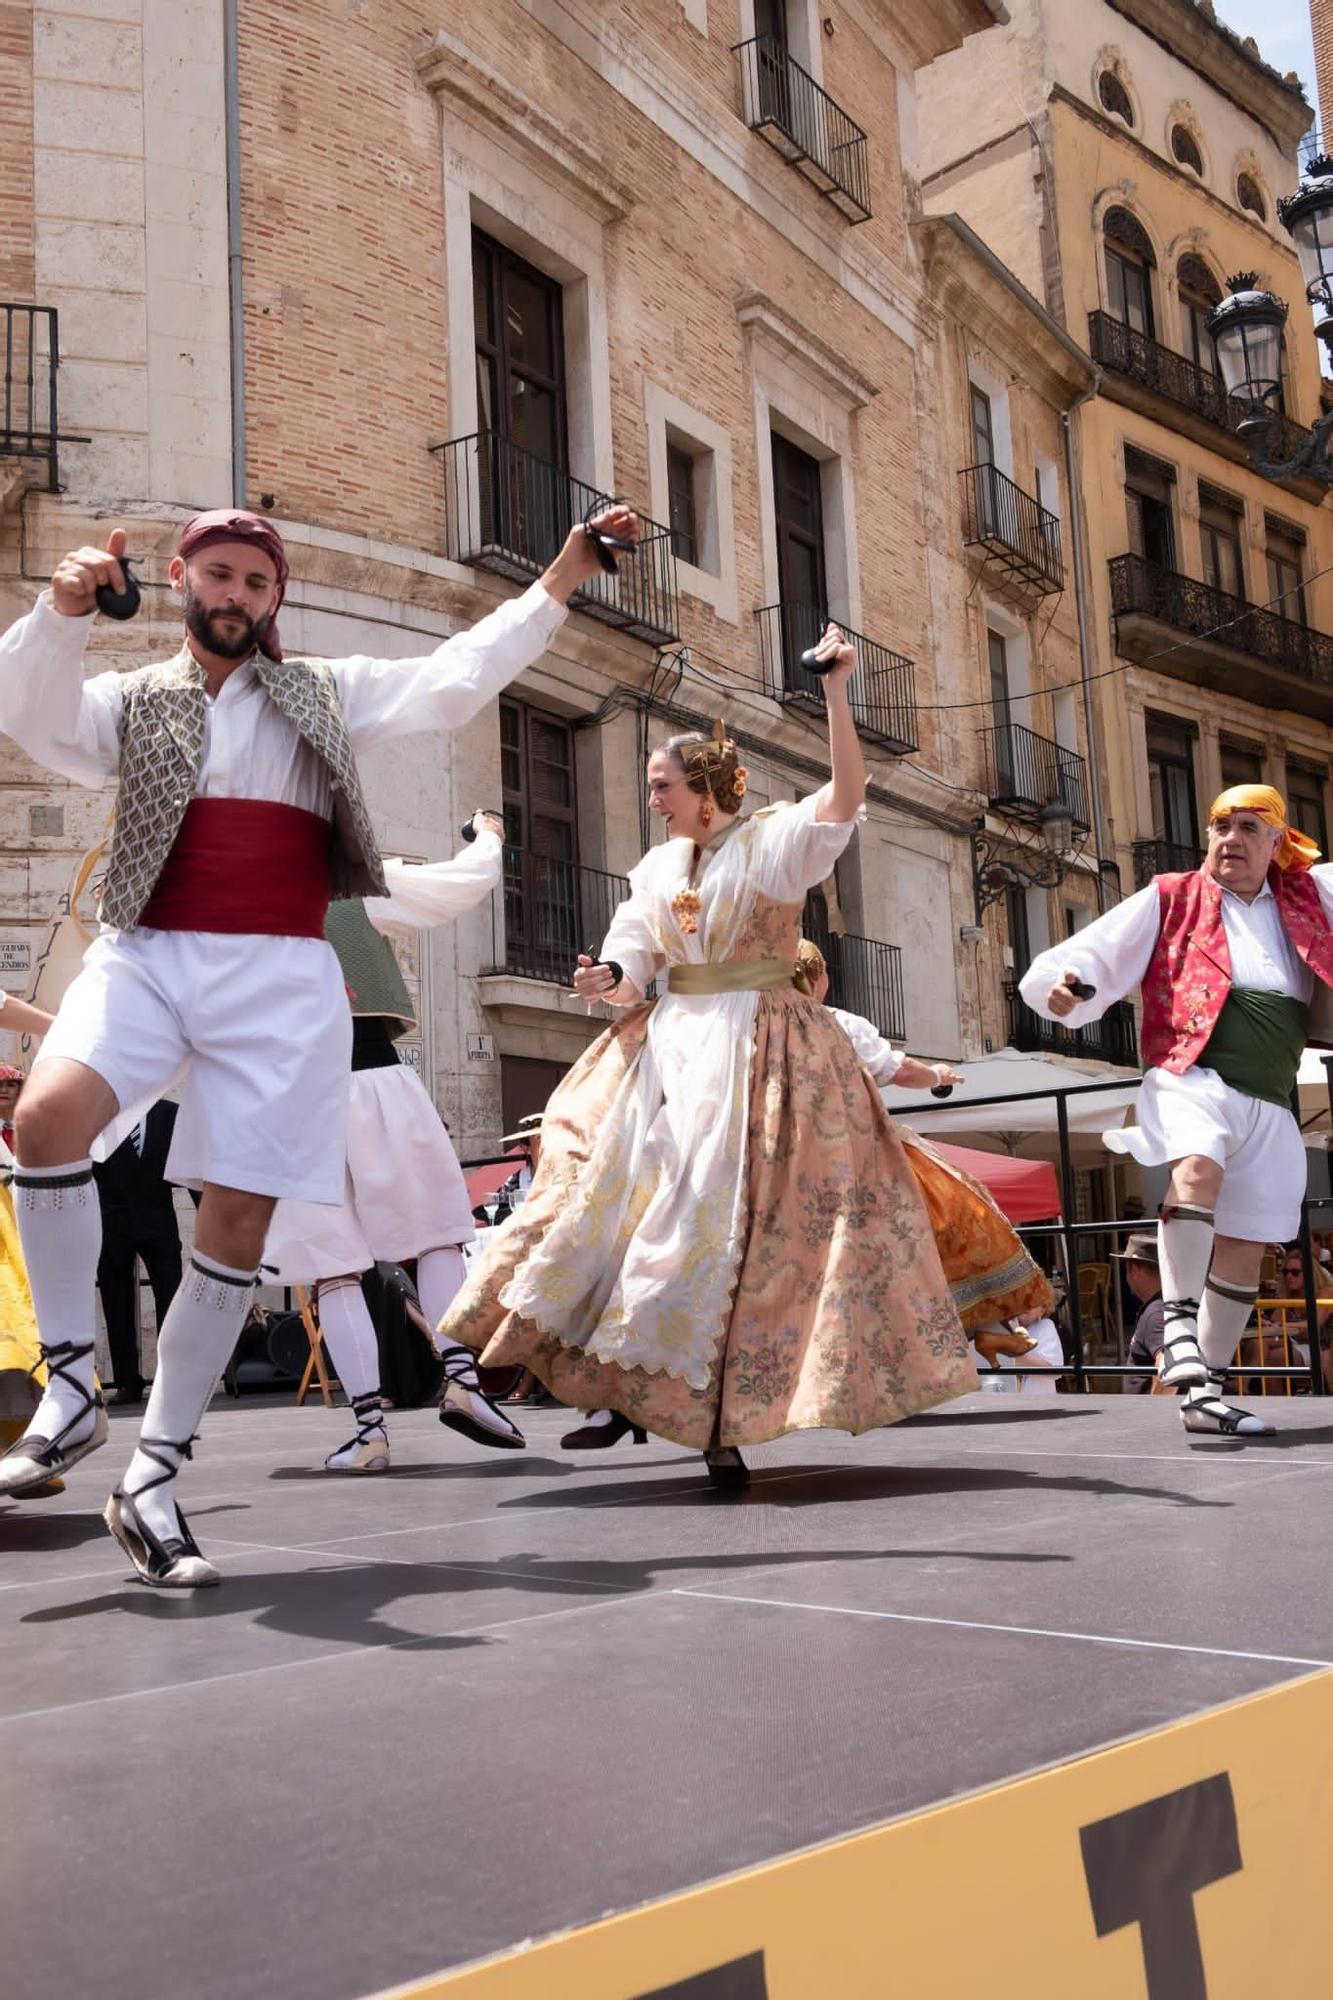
439, 631, 978, 1486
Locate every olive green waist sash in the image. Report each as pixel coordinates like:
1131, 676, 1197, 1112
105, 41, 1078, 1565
667, 958, 799, 996
1196, 988, 1309, 1109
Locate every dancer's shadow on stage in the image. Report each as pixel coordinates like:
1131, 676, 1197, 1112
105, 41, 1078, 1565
901, 1405, 1095, 1427
1184, 1423, 1333, 1453
500, 1459, 1228, 1512
265, 1455, 573, 1484
18, 1539, 1065, 1656
0, 1498, 248, 1555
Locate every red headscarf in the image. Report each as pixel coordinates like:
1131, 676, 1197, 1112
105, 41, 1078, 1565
176, 510, 289, 661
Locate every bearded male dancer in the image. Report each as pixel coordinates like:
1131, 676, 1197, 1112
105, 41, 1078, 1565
0, 502, 635, 1582
1020, 786, 1333, 1436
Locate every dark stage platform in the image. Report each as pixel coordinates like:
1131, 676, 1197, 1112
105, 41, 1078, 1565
3, 1392, 1332, 1998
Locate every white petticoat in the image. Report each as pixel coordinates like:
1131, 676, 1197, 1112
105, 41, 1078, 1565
263, 1061, 474, 1282
1104, 1064, 1306, 1241
36, 926, 351, 1202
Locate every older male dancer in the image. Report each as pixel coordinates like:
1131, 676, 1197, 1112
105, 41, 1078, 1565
1020, 785, 1333, 1435
0, 502, 635, 1583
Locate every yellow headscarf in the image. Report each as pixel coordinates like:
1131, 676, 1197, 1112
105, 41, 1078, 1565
1208, 784, 1321, 872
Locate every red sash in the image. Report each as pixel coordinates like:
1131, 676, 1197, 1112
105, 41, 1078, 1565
136, 799, 331, 938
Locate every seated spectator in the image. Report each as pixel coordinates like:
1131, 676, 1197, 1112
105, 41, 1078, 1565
1116, 1232, 1168, 1394
1259, 1246, 1333, 1391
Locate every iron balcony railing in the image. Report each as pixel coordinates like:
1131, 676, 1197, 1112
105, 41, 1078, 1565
1005, 981, 1139, 1069
755, 601, 918, 754
1088, 312, 1314, 467
489, 849, 629, 988
805, 904, 906, 1042
432, 430, 680, 645
2, 304, 61, 492
733, 35, 871, 222
980, 722, 1089, 827
959, 462, 1063, 595
1131, 837, 1203, 888
1109, 552, 1333, 691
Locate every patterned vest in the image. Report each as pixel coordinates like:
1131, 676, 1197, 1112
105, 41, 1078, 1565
99, 647, 387, 932
1139, 867, 1333, 1074
324, 898, 415, 1036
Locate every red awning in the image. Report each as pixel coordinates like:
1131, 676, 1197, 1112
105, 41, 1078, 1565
463, 1152, 527, 1207
934, 1141, 1061, 1225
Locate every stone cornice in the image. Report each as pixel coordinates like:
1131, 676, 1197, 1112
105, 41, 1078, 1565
415, 32, 636, 223
1103, 0, 1312, 151
735, 289, 880, 409
913, 214, 1094, 401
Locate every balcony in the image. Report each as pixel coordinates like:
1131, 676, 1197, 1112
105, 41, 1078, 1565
1109, 552, 1333, 724
755, 602, 918, 754
1088, 312, 1317, 485
959, 462, 1063, 597
487, 850, 629, 988
432, 430, 680, 646
979, 722, 1089, 828
1006, 982, 1139, 1069
1131, 837, 1203, 888
733, 36, 871, 223
805, 905, 906, 1042
2, 304, 61, 493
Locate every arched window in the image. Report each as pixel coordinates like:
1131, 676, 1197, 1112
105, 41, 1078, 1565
1177, 254, 1221, 373
1171, 125, 1204, 175
1237, 172, 1267, 221
1104, 207, 1156, 338
1098, 70, 1135, 125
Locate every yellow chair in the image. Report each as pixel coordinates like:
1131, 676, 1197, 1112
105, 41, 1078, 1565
1077, 1261, 1111, 1350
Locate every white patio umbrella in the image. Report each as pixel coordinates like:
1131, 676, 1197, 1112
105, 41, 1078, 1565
890, 1047, 1140, 1164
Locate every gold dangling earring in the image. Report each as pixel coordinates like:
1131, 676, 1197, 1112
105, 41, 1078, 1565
700, 797, 714, 829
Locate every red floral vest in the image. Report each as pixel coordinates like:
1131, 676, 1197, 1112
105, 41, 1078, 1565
1140, 867, 1333, 1074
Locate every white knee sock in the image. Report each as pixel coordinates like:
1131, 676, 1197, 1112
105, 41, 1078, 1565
1157, 1205, 1215, 1327
315, 1278, 382, 1403
1196, 1276, 1261, 1374
123, 1252, 257, 1544
12, 1160, 101, 1442
418, 1246, 480, 1388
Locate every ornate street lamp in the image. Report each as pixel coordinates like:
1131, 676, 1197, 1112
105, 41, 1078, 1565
971, 798, 1076, 920
1205, 152, 1333, 483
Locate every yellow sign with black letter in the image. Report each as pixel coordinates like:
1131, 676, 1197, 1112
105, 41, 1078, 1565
379, 1670, 1333, 2000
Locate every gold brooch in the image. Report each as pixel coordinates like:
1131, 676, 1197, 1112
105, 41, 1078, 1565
671, 888, 701, 935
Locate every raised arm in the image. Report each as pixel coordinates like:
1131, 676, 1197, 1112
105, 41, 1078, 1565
1017, 884, 1161, 1027
363, 818, 505, 934
333, 507, 639, 748
809, 626, 866, 826
1, 996, 57, 1039
0, 528, 128, 783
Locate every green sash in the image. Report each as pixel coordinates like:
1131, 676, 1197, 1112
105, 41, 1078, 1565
1197, 989, 1309, 1108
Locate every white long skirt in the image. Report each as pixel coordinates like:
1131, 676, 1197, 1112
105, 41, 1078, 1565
263, 1062, 474, 1283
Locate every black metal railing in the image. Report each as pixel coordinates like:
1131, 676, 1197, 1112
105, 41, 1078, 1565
805, 906, 906, 1042
432, 431, 680, 645
1109, 552, 1333, 690
733, 35, 871, 222
754, 601, 918, 754
1088, 311, 1314, 467
1131, 837, 1203, 887
1005, 981, 1139, 1068
2, 304, 60, 493
489, 849, 629, 987
979, 722, 1089, 826
959, 462, 1062, 594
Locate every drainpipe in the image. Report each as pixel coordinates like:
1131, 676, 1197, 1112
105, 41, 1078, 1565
1062, 380, 1111, 910
224, 0, 246, 506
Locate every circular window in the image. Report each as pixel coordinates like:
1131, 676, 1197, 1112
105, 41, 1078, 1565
1171, 125, 1203, 175
1237, 172, 1267, 221
1098, 71, 1134, 126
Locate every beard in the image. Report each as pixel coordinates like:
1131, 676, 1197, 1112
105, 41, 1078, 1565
182, 581, 271, 661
